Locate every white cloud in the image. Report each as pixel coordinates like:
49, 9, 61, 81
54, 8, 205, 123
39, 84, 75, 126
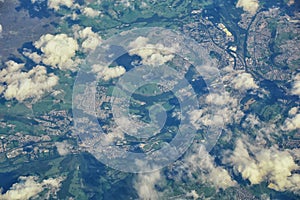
288, 0, 295, 6
223, 138, 300, 193
128, 36, 178, 66
291, 73, 300, 96
0, 60, 58, 102
190, 92, 243, 129
283, 114, 300, 131
55, 141, 72, 156
236, 0, 259, 15
134, 171, 161, 200
241, 114, 261, 129
190, 108, 227, 128
205, 92, 238, 106
182, 145, 237, 190
282, 107, 300, 131
102, 127, 125, 145
82, 7, 101, 18
33, 34, 79, 71
231, 72, 258, 91
0, 176, 64, 200
92, 64, 126, 81
47, 0, 74, 11
289, 107, 298, 116
115, 0, 133, 8
23, 51, 42, 63
0, 85, 4, 94
186, 190, 200, 199
74, 26, 102, 52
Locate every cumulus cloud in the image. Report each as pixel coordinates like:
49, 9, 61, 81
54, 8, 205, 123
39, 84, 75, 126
291, 73, 300, 96
283, 114, 300, 131
205, 92, 238, 106
231, 72, 258, 91
236, 0, 259, 15
0, 60, 58, 102
241, 113, 287, 147
289, 107, 298, 116
190, 107, 226, 128
33, 33, 79, 71
186, 190, 200, 199
74, 26, 102, 52
223, 138, 300, 193
190, 92, 243, 129
282, 107, 300, 131
55, 141, 72, 156
182, 145, 237, 190
128, 36, 178, 66
92, 64, 126, 81
288, 0, 295, 6
47, 0, 74, 11
115, 0, 133, 8
0, 176, 64, 200
82, 7, 101, 18
241, 114, 261, 130
23, 51, 42, 63
134, 171, 161, 200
